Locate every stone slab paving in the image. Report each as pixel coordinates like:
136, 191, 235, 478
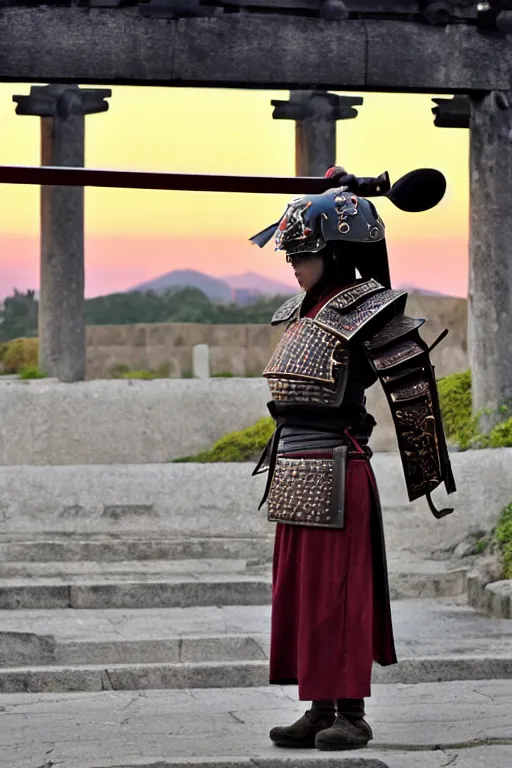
1, 681, 512, 768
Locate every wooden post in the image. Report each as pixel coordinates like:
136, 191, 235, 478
468, 91, 512, 428
13, 84, 111, 382
272, 91, 363, 176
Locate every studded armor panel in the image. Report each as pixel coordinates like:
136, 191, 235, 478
263, 317, 349, 406
315, 288, 407, 341
264, 318, 344, 384
364, 313, 456, 506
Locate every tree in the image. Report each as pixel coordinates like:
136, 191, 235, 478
0, 290, 38, 342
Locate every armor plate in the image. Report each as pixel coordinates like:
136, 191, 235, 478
364, 313, 456, 507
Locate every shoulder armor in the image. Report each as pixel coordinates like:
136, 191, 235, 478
364, 314, 426, 352
361, 310, 456, 515
271, 292, 306, 325
314, 281, 407, 341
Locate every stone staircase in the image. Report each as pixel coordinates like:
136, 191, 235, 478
1, 458, 511, 767
0, 533, 510, 696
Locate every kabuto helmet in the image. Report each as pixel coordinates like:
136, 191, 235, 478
250, 167, 447, 289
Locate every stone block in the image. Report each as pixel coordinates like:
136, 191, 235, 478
210, 346, 246, 377
0, 585, 70, 610
68, 580, 272, 610
0, 666, 103, 694
193, 344, 210, 379
0, 632, 57, 667
180, 636, 268, 663
144, 324, 173, 347
104, 661, 268, 691
0, 378, 271, 464
486, 581, 512, 619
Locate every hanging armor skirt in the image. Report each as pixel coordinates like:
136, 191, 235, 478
268, 440, 397, 701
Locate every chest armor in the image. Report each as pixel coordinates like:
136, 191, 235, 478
263, 279, 407, 408
263, 318, 349, 406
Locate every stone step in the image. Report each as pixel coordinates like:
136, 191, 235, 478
1, 454, 511, 568
2, 656, 512, 694
0, 535, 275, 563
0, 563, 467, 609
1, 681, 512, 768
1, 598, 511, 692
0, 558, 267, 579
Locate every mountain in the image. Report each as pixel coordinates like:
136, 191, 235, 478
129, 269, 448, 304
130, 269, 233, 302
222, 271, 296, 296
129, 269, 296, 302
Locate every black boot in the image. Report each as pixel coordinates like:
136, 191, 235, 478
269, 700, 335, 748
315, 698, 373, 751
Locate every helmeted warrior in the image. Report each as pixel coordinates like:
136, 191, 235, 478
250, 166, 456, 751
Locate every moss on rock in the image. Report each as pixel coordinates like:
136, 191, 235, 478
172, 368, 512, 463
172, 416, 274, 463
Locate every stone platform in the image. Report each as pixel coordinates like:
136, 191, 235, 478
1, 451, 511, 560
1, 680, 511, 768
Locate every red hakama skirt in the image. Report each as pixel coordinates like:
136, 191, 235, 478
269, 456, 397, 701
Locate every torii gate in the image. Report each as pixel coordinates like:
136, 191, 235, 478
0, 0, 510, 429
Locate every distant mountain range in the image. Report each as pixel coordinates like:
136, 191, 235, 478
129, 269, 449, 303
130, 269, 296, 303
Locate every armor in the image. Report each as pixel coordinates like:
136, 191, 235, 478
255, 278, 456, 526
251, 169, 456, 527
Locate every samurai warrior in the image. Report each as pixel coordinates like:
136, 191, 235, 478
251, 166, 456, 751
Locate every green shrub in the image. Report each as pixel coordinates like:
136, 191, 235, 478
19, 365, 47, 380
171, 416, 274, 463
437, 370, 479, 449
120, 369, 158, 380
493, 503, 512, 579
2, 337, 39, 373
172, 369, 512, 464
113, 366, 170, 380
438, 369, 512, 449
487, 418, 512, 448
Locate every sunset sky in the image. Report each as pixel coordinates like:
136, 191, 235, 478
0, 85, 469, 299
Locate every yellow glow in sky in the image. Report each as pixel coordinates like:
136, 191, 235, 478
0, 85, 469, 243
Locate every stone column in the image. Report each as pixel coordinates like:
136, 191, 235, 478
271, 91, 363, 176
468, 91, 512, 428
13, 84, 111, 382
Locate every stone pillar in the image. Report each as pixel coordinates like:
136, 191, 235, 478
13, 84, 111, 382
468, 91, 512, 428
271, 91, 363, 176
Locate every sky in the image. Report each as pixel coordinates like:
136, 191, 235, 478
0, 85, 469, 300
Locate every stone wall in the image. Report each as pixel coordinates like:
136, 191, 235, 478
0, 293, 468, 466
85, 323, 283, 379
85, 292, 468, 380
